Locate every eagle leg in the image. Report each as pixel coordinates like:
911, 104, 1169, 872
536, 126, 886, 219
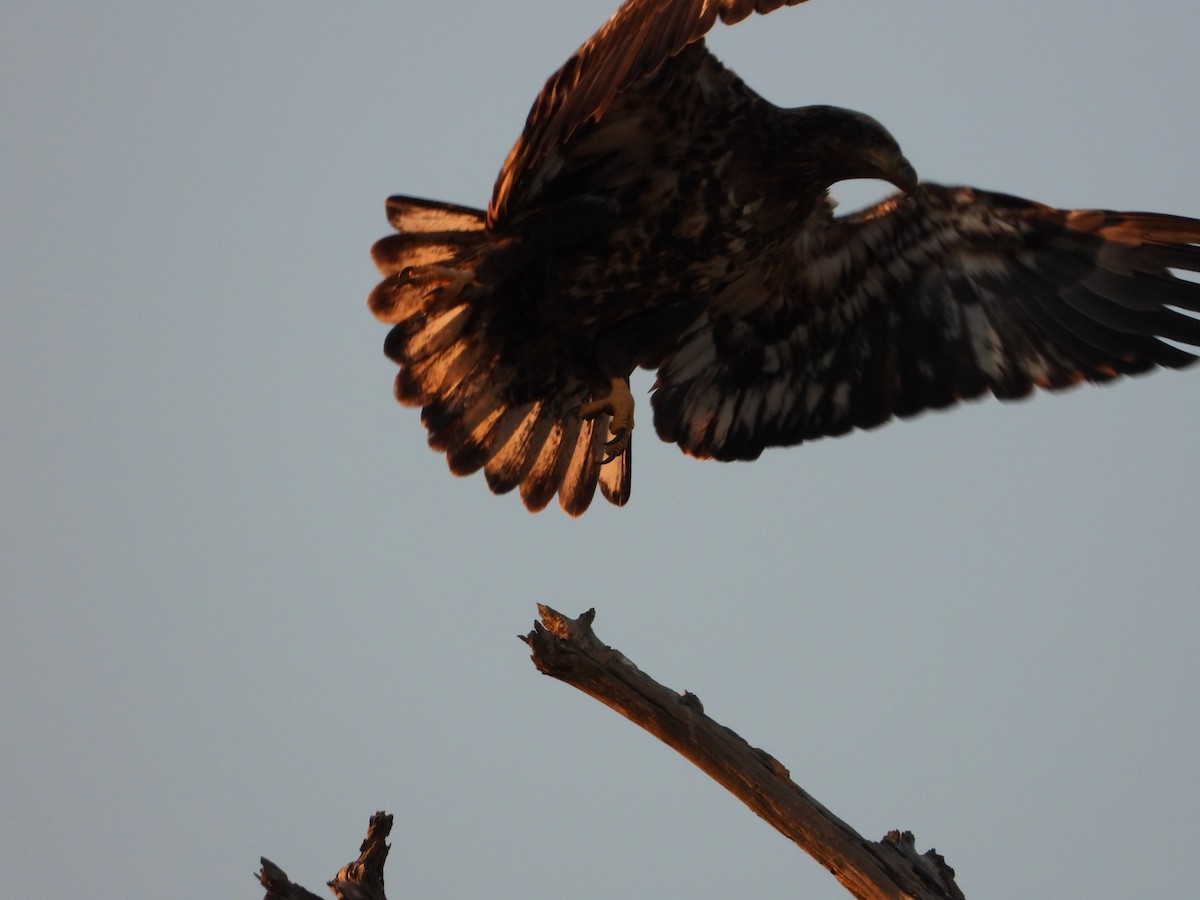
578, 376, 635, 464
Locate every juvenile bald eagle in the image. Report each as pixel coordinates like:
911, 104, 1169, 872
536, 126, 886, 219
369, 0, 1200, 515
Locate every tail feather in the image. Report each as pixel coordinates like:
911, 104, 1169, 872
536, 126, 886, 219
439, 388, 508, 471
385, 196, 486, 233
398, 340, 483, 407
390, 325, 487, 409
598, 438, 631, 506
368, 254, 479, 326
559, 419, 602, 516
402, 304, 475, 362
371, 233, 473, 277
370, 195, 631, 515
479, 404, 537, 480
483, 402, 546, 494
528, 417, 590, 514
519, 421, 568, 513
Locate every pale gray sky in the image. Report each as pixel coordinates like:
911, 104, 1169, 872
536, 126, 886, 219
3, 2, 1198, 898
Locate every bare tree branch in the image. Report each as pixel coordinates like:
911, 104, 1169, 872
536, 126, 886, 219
521, 605, 964, 900
258, 811, 393, 900
255, 607, 965, 899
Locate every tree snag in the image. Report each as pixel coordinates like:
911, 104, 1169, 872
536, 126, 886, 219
258, 811, 392, 900
255, 608, 965, 898
521, 605, 964, 900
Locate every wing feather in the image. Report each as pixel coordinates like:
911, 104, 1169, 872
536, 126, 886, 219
488, 0, 810, 226
652, 183, 1200, 460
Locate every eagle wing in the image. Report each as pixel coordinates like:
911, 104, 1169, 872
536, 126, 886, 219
651, 183, 1200, 460
488, 0, 810, 227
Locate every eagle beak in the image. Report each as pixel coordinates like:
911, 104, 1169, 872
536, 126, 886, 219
879, 151, 919, 193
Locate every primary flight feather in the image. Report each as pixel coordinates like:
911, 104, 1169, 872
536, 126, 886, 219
369, 0, 1200, 515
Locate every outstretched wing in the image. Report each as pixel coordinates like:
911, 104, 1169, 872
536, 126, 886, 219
652, 183, 1200, 460
488, 0, 810, 227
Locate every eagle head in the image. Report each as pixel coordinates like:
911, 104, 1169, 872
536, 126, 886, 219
783, 105, 918, 195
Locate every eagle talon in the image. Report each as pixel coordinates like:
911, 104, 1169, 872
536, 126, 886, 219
578, 376, 635, 464
601, 428, 630, 464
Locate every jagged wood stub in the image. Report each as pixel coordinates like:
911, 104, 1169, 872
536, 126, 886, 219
522, 605, 964, 900
258, 811, 393, 900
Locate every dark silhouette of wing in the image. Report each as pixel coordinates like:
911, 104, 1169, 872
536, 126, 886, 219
488, 0, 810, 227
652, 184, 1200, 460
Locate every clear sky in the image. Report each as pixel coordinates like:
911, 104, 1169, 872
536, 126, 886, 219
3, 2, 1198, 898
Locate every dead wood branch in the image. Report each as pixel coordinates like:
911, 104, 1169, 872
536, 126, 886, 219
258, 811, 392, 900
521, 605, 964, 900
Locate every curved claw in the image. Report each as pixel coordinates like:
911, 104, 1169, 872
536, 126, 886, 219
601, 427, 630, 464
578, 376, 635, 465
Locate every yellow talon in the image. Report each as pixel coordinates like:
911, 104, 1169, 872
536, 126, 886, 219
578, 376, 634, 463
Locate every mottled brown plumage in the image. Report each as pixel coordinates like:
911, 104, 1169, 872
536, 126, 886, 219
370, 0, 1200, 514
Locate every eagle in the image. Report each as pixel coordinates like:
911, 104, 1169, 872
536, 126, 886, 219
369, 0, 1200, 516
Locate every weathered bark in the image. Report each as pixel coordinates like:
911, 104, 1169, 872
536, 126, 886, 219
258, 811, 392, 900
521, 606, 964, 900
257, 607, 965, 898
